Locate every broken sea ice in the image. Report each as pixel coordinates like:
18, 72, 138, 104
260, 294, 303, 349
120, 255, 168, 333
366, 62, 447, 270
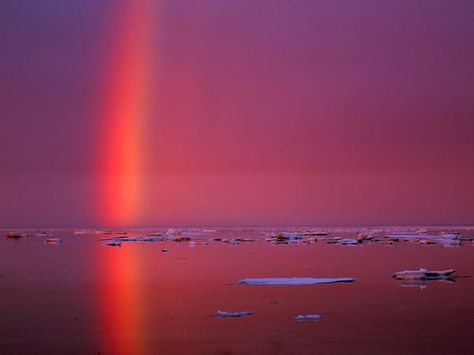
45, 238, 63, 244
216, 310, 253, 318
392, 268, 455, 280
239, 277, 355, 286
293, 314, 322, 321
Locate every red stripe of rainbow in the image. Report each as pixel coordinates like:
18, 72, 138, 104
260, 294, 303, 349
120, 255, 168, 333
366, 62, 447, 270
97, 1, 155, 353
99, 0, 154, 227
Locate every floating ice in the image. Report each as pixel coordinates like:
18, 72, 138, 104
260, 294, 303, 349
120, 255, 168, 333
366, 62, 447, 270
239, 277, 355, 286
104, 241, 121, 247
216, 310, 252, 318
338, 238, 359, 245
392, 268, 455, 280
179, 231, 206, 237
271, 232, 301, 241
293, 314, 322, 321
5, 233, 23, 240
438, 238, 461, 248
101, 236, 162, 244
45, 238, 62, 244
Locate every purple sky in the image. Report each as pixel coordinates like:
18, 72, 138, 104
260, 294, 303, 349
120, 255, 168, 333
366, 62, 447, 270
0, 0, 473, 228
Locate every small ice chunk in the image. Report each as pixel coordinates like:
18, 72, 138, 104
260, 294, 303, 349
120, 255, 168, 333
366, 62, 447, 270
104, 241, 121, 247
439, 238, 461, 247
440, 233, 458, 239
5, 233, 23, 240
294, 314, 321, 321
45, 238, 62, 244
114, 237, 139, 242
179, 231, 206, 237
270, 232, 301, 242
396, 281, 428, 290
393, 268, 455, 280
216, 310, 252, 318
239, 277, 355, 286
338, 238, 358, 245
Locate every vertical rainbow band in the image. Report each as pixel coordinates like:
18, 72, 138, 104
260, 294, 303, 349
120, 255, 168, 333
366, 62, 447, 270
97, 1, 155, 353
100, 0, 154, 227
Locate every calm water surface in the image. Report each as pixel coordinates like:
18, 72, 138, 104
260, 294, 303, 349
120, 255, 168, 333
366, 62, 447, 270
0, 227, 473, 354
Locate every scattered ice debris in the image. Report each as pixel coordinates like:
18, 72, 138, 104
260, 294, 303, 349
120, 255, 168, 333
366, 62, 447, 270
100, 235, 163, 245
104, 241, 121, 247
293, 314, 322, 321
113, 237, 138, 242
440, 233, 458, 239
356, 232, 374, 243
222, 238, 241, 245
268, 232, 301, 244
239, 277, 355, 286
178, 231, 206, 237
384, 231, 466, 247
74, 230, 91, 235
34, 232, 52, 237
392, 268, 456, 281
164, 229, 176, 239
438, 238, 461, 248
417, 239, 436, 245
174, 236, 192, 242
326, 237, 343, 244
396, 280, 428, 289
269, 300, 279, 304
45, 238, 63, 244
234, 238, 256, 242
146, 232, 164, 237
301, 231, 328, 237
216, 310, 252, 318
5, 233, 23, 240
338, 238, 359, 246
99, 231, 129, 236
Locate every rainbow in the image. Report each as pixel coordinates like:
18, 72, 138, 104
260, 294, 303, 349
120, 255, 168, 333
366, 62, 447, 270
99, 0, 155, 227
96, 1, 156, 353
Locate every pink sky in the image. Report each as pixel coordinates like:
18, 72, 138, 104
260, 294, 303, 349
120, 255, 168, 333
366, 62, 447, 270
0, 0, 473, 227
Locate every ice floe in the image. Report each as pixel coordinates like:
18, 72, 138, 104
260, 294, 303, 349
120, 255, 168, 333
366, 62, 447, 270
104, 241, 121, 247
239, 277, 355, 286
45, 238, 62, 244
5, 233, 23, 240
392, 268, 455, 281
216, 310, 252, 318
293, 314, 322, 321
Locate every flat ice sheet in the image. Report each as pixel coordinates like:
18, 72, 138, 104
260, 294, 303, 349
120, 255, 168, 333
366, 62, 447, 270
392, 268, 455, 280
239, 277, 355, 285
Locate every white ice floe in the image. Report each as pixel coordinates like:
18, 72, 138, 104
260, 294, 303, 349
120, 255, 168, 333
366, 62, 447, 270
239, 277, 355, 286
293, 314, 322, 321
392, 268, 455, 280
438, 238, 461, 248
216, 310, 252, 318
